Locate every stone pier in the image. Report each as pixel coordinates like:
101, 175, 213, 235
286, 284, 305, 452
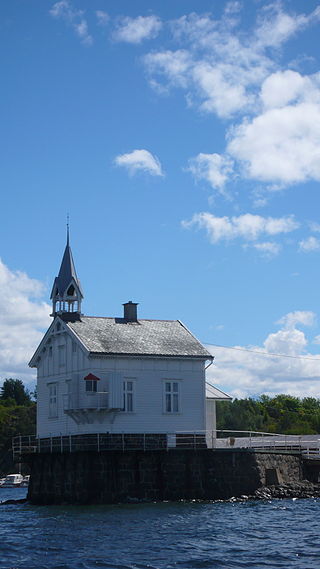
27, 449, 303, 505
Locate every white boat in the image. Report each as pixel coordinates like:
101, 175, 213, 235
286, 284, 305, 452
20, 475, 30, 487
0, 478, 6, 486
1, 473, 24, 487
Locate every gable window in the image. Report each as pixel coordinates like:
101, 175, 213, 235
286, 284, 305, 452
123, 380, 134, 412
85, 379, 97, 392
84, 373, 100, 393
49, 383, 58, 418
164, 381, 180, 413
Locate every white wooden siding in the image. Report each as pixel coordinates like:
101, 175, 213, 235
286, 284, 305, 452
36, 327, 207, 437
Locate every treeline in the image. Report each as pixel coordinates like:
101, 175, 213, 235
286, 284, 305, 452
0, 379, 36, 475
217, 394, 320, 435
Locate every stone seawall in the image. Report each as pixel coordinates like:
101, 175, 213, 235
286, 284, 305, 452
27, 449, 303, 505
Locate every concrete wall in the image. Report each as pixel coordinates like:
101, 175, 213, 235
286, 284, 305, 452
27, 449, 302, 505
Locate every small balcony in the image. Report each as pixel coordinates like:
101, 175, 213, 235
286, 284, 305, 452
63, 392, 111, 424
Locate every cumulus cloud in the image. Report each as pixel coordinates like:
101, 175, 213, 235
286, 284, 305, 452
0, 260, 51, 387
144, 5, 320, 119
299, 236, 320, 252
50, 0, 93, 45
113, 15, 162, 44
222, 69, 320, 189
187, 153, 234, 194
206, 310, 320, 399
182, 212, 298, 250
142, 5, 320, 192
114, 149, 164, 177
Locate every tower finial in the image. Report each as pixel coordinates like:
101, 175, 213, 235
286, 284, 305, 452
67, 213, 70, 246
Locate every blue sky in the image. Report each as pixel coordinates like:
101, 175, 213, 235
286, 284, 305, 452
1, 0, 320, 398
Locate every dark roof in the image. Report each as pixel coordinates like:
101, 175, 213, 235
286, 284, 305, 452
66, 316, 212, 359
50, 239, 83, 299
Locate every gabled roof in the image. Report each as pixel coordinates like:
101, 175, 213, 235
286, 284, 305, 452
66, 316, 212, 359
50, 238, 83, 299
206, 383, 232, 400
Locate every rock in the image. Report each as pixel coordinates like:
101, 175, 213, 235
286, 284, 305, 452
0, 498, 28, 505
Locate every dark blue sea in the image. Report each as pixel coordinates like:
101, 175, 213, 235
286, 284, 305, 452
1, 488, 320, 569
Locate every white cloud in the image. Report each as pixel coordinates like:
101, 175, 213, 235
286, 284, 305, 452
142, 6, 320, 192
228, 99, 320, 185
254, 4, 320, 49
299, 236, 320, 252
50, 0, 93, 45
96, 10, 109, 27
144, 5, 320, 119
182, 212, 299, 247
187, 153, 234, 194
278, 311, 316, 330
309, 222, 320, 233
113, 15, 162, 44
252, 241, 281, 258
260, 70, 320, 110
0, 260, 51, 387
114, 149, 164, 177
206, 310, 320, 399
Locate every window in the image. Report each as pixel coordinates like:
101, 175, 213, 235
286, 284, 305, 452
49, 346, 53, 358
123, 380, 134, 412
164, 381, 180, 413
58, 345, 65, 367
49, 383, 58, 418
67, 284, 75, 296
72, 341, 77, 353
85, 380, 97, 393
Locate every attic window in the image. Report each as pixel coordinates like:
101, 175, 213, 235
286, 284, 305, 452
67, 285, 75, 296
84, 373, 100, 393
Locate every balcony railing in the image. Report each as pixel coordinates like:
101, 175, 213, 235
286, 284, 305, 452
63, 392, 109, 411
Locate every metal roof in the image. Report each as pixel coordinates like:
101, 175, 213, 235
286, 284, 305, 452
66, 316, 212, 359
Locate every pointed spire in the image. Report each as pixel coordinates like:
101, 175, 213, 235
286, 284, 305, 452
50, 227, 83, 320
67, 213, 70, 247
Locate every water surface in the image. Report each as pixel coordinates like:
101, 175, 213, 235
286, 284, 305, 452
1, 488, 319, 569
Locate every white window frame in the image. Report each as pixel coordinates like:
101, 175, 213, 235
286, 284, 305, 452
122, 379, 134, 412
163, 380, 180, 414
48, 383, 58, 418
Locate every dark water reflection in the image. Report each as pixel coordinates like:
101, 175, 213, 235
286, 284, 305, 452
1, 489, 320, 569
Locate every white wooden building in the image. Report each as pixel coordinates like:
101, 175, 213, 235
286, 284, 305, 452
29, 236, 230, 440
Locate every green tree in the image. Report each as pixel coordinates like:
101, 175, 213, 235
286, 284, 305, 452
0, 378, 32, 406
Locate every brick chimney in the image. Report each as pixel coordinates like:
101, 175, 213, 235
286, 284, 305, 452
123, 301, 138, 322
